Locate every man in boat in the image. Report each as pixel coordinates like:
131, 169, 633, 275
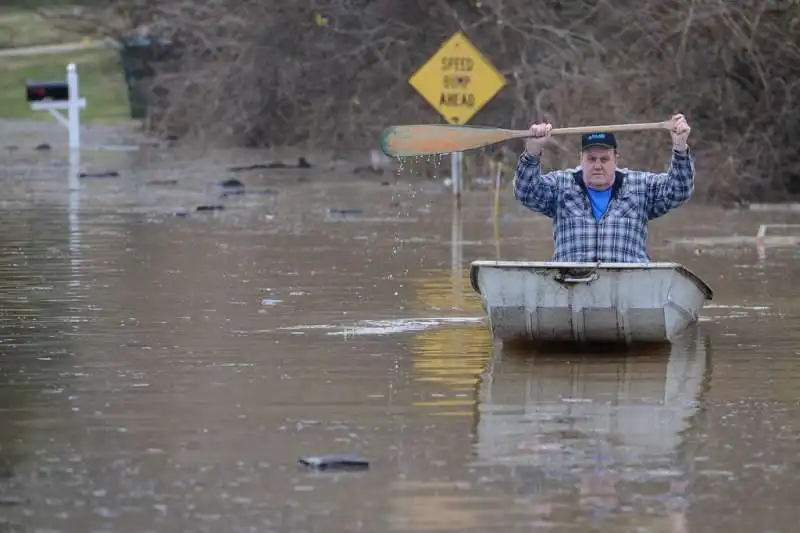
513, 114, 693, 263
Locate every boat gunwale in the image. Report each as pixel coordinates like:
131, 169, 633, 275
468, 260, 714, 301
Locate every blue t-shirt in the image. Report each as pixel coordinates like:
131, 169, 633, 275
586, 186, 612, 221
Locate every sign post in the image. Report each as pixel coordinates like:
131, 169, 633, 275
409, 31, 506, 199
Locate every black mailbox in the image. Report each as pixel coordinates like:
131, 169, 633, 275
26, 81, 69, 102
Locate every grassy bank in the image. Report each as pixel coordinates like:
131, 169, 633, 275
0, 47, 132, 124
0, 7, 132, 124
0, 7, 84, 49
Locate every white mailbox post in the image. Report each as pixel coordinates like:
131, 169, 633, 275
27, 63, 87, 150
27, 62, 86, 191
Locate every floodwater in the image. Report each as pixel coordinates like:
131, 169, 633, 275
1, 132, 800, 533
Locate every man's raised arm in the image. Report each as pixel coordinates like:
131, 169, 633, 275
513, 152, 558, 218
646, 114, 695, 219
645, 148, 695, 219
512, 121, 559, 218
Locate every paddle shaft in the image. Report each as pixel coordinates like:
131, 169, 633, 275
510, 121, 670, 139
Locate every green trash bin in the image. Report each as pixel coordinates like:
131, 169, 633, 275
119, 36, 156, 119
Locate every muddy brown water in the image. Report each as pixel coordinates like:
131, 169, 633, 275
1, 137, 799, 532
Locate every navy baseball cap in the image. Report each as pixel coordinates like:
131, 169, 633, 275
581, 132, 617, 150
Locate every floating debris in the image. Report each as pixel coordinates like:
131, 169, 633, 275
298, 453, 369, 471
79, 171, 120, 178
326, 208, 363, 221
221, 178, 245, 189
228, 157, 311, 172
146, 179, 179, 186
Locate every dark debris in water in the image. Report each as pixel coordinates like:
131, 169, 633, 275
228, 157, 311, 172
221, 178, 244, 189
222, 189, 278, 198
298, 453, 369, 471
219, 178, 246, 196
196, 204, 225, 212
79, 171, 120, 179
217, 178, 278, 198
326, 208, 363, 220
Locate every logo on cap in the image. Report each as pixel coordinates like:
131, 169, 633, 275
581, 131, 617, 150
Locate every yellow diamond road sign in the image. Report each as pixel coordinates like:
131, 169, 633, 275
409, 31, 506, 125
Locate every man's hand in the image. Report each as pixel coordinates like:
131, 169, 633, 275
525, 121, 552, 156
670, 113, 690, 152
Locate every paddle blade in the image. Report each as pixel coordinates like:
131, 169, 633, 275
379, 124, 520, 158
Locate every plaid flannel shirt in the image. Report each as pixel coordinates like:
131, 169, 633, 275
513, 149, 695, 263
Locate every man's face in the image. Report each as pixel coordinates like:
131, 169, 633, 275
581, 146, 617, 190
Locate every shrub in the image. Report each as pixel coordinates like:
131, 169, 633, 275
47, 0, 800, 203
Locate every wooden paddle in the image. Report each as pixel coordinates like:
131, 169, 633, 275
379, 120, 671, 158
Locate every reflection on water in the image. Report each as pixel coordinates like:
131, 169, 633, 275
474, 329, 710, 468
406, 264, 490, 415
391, 332, 708, 532
407, 324, 491, 415
0, 201, 79, 513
